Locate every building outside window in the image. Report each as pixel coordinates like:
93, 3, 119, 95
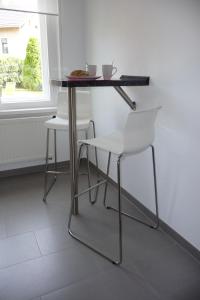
1, 38, 8, 54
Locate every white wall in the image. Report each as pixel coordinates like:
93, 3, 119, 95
59, 0, 86, 77
84, 0, 200, 250
50, 0, 87, 163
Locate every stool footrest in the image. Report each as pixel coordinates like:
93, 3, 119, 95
106, 205, 159, 229
46, 170, 70, 175
43, 177, 57, 202
74, 179, 107, 199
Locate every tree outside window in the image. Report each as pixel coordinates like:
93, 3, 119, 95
22, 37, 42, 91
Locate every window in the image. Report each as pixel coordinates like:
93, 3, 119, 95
1, 38, 8, 54
0, 10, 59, 111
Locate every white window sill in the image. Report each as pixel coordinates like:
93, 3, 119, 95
0, 107, 57, 119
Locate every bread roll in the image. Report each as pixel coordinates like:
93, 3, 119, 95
70, 70, 89, 76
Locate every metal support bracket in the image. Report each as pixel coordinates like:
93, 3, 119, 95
114, 86, 136, 110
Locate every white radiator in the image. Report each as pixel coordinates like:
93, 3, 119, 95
0, 116, 50, 167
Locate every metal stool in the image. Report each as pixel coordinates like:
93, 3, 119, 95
43, 90, 98, 203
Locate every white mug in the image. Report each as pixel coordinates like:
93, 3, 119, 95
86, 64, 97, 76
102, 64, 117, 79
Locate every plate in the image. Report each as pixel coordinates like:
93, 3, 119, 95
67, 75, 101, 80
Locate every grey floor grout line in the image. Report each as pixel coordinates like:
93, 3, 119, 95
33, 231, 43, 257
2, 218, 68, 241
38, 263, 150, 300
172, 238, 200, 266
0, 252, 42, 272
0, 230, 36, 241
33, 258, 118, 300
0, 245, 72, 272
0, 237, 109, 272
38, 268, 108, 299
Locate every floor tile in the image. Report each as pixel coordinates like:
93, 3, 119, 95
0, 245, 109, 300
35, 224, 76, 255
0, 222, 6, 240
41, 267, 161, 300
0, 208, 6, 240
0, 232, 41, 269
2, 174, 70, 236
124, 242, 200, 299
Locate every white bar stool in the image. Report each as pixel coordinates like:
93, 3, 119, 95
68, 105, 161, 265
43, 90, 98, 203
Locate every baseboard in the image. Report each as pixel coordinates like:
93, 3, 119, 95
89, 161, 200, 262
0, 161, 70, 178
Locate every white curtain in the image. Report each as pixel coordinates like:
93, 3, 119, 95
0, 0, 58, 15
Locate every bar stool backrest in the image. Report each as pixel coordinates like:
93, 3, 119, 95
57, 91, 68, 119
57, 90, 92, 120
76, 90, 92, 120
123, 106, 161, 154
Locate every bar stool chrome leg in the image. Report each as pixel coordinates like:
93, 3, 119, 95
151, 145, 159, 229
103, 152, 111, 207
85, 132, 92, 203
117, 154, 123, 265
54, 129, 57, 173
43, 128, 50, 202
77, 140, 96, 205
43, 129, 57, 202
89, 120, 100, 204
105, 145, 159, 230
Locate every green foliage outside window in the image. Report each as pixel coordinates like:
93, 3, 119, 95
22, 37, 42, 91
0, 37, 42, 92
0, 57, 23, 88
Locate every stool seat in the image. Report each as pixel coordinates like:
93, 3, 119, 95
45, 117, 91, 130
79, 131, 124, 155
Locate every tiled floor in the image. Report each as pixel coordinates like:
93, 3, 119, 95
0, 171, 200, 300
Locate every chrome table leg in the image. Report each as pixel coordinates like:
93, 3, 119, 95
103, 152, 111, 207
43, 128, 50, 202
68, 87, 78, 215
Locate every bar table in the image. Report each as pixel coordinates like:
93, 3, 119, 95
51, 76, 150, 216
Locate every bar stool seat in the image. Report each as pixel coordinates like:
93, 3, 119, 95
80, 131, 124, 155
80, 128, 153, 155
45, 117, 91, 131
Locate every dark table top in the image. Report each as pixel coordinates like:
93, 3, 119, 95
51, 76, 150, 88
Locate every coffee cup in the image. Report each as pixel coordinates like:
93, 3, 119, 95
102, 64, 117, 79
86, 64, 97, 76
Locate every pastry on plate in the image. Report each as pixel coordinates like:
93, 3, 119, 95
70, 70, 89, 76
